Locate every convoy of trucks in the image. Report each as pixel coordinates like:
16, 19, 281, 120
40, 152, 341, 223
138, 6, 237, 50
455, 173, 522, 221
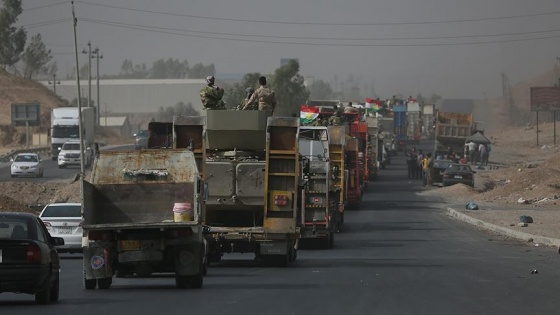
69, 95, 468, 289
50, 107, 95, 160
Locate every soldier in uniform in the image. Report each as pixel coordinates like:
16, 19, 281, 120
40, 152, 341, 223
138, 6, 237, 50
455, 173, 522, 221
242, 76, 276, 114
199, 75, 225, 110
240, 87, 256, 110
329, 111, 343, 126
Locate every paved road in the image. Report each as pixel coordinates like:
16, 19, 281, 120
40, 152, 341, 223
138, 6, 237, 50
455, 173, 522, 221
1, 152, 558, 314
0, 145, 134, 183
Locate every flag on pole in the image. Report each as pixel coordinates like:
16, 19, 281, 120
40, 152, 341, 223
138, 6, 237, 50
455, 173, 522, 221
300, 105, 320, 124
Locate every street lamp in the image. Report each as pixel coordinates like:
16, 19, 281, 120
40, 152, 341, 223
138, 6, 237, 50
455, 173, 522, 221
48, 73, 61, 94
92, 47, 103, 126
81, 41, 92, 108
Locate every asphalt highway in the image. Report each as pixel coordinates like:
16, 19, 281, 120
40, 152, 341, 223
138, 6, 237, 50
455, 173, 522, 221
1, 151, 559, 314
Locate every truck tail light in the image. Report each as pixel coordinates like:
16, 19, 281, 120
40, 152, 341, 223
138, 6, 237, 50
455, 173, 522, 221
274, 195, 289, 206
27, 244, 42, 264
89, 231, 111, 241
166, 228, 193, 239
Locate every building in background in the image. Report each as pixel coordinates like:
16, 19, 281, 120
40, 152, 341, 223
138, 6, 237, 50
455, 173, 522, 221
99, 116, 131, 138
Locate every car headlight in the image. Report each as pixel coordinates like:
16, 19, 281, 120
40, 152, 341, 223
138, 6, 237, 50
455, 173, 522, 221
58, 154, 65, 158
12, 164, 18, 169
29, 165, 37, 169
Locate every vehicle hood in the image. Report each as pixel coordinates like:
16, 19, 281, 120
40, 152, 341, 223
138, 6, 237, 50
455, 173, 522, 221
12, 161, 40, 167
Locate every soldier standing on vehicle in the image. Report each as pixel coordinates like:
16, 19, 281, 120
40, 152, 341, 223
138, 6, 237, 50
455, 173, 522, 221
240, 87, 256, 110
242, 76, 276, 114
200, 76, 225, 110
329, 111, 343, 126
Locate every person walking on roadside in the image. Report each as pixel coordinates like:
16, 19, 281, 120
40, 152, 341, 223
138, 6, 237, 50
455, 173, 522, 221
479, 143, 488, 166
407, 147, 417, 179
466, 141, 477, 164
416, 150, 424, 179
422, 153, 433, 186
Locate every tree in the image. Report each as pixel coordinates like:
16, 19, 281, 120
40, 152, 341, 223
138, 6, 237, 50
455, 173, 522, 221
188, 63, 215, 79
150, 58, 188, 79
0, 0, 26, 69
21, 33, 51, 79
156, 102, 199, 122
270, 59, 309, 116
308, 80, 333, 100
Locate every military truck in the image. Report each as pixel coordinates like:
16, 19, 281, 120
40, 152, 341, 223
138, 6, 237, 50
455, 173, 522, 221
173, 110, 300, 266
298, 126, 341, 248
82, 149, 207, 289
435, 111, 475, 156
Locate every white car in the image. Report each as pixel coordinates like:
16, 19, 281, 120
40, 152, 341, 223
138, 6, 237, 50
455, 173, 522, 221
39, 203, 83, 254
10, 153, 44, 178
58, 140, 92, 169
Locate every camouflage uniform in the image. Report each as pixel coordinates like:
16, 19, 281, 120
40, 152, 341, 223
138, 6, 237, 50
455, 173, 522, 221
244, 86, 276, 114
200, 85, 225, 110
329, 114, 343, 126
240, 98, 257, 110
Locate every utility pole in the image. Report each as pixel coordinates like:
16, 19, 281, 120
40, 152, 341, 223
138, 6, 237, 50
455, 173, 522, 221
48, 73, 60, 94
82, 41, 92, 108
71, 1, 85, 210
92, 47, 103, 126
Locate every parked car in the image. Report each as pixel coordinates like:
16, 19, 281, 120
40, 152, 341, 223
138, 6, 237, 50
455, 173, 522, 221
58, 140, 93, 169
442, 164, 475, 187
134, 130, 149, 150
39, 203, 82, 254
0, 212, 64, 304
10, 153, 44, 178
431, 160, 455, 186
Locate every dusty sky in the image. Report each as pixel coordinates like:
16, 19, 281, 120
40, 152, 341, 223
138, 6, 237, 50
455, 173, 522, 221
18, 0, 560, 99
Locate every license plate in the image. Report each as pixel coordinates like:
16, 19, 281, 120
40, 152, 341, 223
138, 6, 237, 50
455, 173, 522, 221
454, 175, 462, 179
58, 227, 73, 234
120, 240, 140, 251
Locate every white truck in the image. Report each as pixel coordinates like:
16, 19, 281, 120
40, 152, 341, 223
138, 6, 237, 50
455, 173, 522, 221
50, 107, 95, 160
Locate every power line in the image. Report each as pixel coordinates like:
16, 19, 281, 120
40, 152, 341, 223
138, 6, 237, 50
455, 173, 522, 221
22, 18, 71, 29
76, 0, 560, 26
24, 1, 69, 12
80, 17, 560, 42
80, 18, 560, 47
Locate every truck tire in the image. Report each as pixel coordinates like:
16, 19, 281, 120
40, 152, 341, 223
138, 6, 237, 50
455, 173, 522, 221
84, 277, 97, 290
187, 262, 204, 289
97, 277, 112, 289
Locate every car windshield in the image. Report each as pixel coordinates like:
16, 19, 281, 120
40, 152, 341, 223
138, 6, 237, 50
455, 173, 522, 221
448, 165, 472, 172
0, 217, 29, 240
62, 143, 81, 150
14, 155, 38, 162
41, 205, 81, 217
137, 130, 149, 138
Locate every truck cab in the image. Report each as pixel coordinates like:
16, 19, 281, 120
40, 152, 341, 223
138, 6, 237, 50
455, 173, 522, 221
57, 140, 93, 168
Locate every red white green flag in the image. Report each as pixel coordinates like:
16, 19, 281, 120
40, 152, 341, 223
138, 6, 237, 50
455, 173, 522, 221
300, 105, 320, 124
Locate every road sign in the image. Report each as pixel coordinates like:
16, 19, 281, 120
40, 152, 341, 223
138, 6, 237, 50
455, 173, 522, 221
11, 103, 41, 126
530, 87, 560, 111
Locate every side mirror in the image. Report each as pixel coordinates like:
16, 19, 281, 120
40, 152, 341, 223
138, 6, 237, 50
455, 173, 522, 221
58, 147, 62, 151
9, 158, 13, 162
133, 133, 137, 137
52, 237, 65, 246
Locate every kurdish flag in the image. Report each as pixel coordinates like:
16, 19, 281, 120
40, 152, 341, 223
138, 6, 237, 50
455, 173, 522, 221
365, 97, 381, 114
300, 105, 320, 124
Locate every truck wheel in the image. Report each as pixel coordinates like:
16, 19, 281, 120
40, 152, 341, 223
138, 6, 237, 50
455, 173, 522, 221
187, 263, 204, 289
328, 232, 334, 249
97, 277, 112, 289
84, 277, 97, 290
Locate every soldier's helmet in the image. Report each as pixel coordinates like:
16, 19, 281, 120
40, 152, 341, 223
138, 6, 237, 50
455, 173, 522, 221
205, 75, 215, 85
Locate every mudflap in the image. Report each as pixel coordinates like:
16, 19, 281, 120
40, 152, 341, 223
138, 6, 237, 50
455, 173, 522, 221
173, 243, 203, 276
83, 245, 112, 280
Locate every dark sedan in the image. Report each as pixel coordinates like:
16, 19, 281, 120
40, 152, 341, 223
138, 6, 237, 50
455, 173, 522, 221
0, 212, 64, 304
442, 164, 475, 187
431, 160, 455, 185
